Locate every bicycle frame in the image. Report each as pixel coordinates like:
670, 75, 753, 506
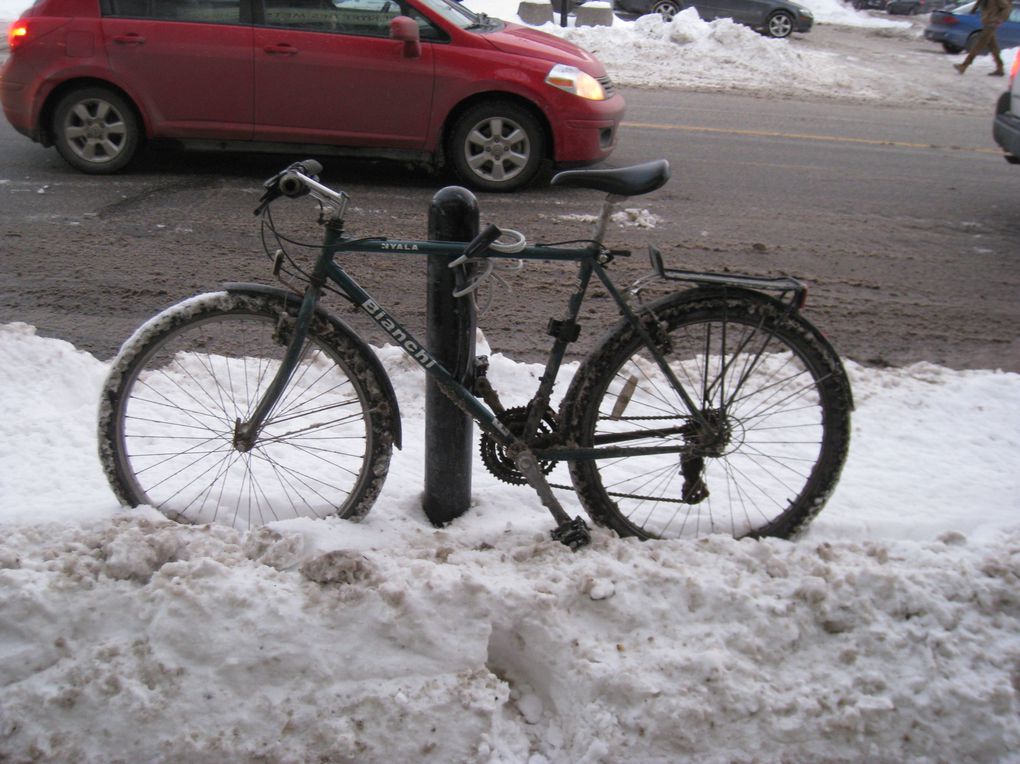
233, 219, 706, 465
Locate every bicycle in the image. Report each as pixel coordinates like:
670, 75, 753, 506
97, 159, 853, 549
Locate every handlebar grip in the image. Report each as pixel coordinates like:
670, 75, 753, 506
278, 173, 306, 197
461, 224, 503, 261
278, 159, 324, 197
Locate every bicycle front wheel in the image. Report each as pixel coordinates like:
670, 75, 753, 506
560, 289, 852, 540
99, 291, 395, 529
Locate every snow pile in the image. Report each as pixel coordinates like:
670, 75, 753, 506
2, 323, 1020, 761
562, 9, 859, 97
473, 0, 911, 28
4, 513, 1020, 762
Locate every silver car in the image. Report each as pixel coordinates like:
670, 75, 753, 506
993, 49, 1020, 164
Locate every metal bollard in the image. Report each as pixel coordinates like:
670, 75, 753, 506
423, 186, 478, 526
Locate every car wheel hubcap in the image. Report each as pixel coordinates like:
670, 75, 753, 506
63, 99, 128, 164
464, 116, 530, 183
653, 2, 677, 19
770, 15, 792, 36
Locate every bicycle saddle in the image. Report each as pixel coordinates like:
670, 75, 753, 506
550, 159, 670, 197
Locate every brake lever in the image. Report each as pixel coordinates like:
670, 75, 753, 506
254, 185, 282, 216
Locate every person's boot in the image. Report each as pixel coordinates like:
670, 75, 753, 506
989, 68, 1005, 76
954, 63, 967, 74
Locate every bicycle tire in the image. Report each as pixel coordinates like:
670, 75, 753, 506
98, 291, 395, 529
560, 288, 852, 540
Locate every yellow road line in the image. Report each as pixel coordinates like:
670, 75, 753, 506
623, 121, 1001, 155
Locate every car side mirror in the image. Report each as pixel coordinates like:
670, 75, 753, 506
390, 16, 421, 59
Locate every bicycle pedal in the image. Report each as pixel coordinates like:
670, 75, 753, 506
551, 516, 591, 550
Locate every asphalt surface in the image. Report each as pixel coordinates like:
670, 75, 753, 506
1, 24, 1018, 373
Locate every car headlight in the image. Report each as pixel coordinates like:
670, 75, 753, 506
545, 64, 606, 101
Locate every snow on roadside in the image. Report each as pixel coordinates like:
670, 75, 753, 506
2, 323, 1020, 762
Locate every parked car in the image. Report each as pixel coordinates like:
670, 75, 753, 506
887, 0, 950, 15
924, 1, 975, 52
993, 48, 1020, 163
851, 0, 889, 10
613, 0, 814, 38
925, 0, 1020, 54
1, 0, 625, 192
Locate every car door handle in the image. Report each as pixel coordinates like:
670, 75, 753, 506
263, 43, 298, 56
113, 33, 146, 46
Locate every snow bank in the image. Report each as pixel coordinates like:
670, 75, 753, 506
3, 513, 1020, 762
2, 324, 1020, 761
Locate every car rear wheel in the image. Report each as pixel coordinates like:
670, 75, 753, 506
652, 0, 682, 20
965, 31, 986, 54
942, 41, 963, 54
448, 100, 545, 193
52, 87, 140, 174
765, 10, 794, 38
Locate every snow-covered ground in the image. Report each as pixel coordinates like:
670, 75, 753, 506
2, 320, 1019, 762
3, 0, 1020, 761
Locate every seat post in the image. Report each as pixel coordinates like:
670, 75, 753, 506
592, 193, 628, 245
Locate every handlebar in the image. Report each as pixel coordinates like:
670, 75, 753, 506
255, 159, 348, 218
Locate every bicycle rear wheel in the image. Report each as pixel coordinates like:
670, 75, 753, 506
99, 291, 395, 529
560, 289, 852, 540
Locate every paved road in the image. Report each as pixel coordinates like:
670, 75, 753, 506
1, 81, 1018, 372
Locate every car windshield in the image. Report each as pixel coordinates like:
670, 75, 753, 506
947, 0, 977, 12
413, 0, 486, 28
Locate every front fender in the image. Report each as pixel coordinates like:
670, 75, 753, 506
223, 282, 403, 449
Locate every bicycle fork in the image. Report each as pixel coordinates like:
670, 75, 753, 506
231, 280, 323, 452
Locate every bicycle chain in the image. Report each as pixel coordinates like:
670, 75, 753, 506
545, 478, 693, 505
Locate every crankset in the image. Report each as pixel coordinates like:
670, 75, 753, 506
480, 405, 558, 485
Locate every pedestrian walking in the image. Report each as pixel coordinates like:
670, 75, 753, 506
954, 0, 1013, 75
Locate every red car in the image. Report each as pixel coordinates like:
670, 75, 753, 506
1, 0, 625, 191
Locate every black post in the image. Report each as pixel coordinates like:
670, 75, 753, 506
423, 186, 478, 526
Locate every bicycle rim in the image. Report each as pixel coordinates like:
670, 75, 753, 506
109, 307, 377, 528
566, 295, 850, 540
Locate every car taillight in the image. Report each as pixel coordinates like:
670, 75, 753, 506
8, 21, 29, 50
1012, 50, 1020, 84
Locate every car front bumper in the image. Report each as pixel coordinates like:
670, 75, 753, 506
993, 91, 1020, 163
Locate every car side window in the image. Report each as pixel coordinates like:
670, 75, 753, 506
102, 0, 242, 23
263, 0, 445, 39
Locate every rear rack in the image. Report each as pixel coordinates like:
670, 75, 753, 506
644, 246, 808, 310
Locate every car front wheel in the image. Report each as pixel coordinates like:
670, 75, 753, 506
651, 0, 682, 20
448, 101, 545, 193
52, 87, 140, 174
764, 10, 794, 38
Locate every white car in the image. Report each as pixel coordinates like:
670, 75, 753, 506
993, 49, 1020, 164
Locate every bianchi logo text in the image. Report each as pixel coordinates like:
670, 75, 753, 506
361, 298, 435, 369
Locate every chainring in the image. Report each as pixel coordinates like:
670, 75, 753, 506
480, 405, 558, 485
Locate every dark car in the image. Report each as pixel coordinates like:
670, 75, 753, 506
925, 0, 1020, 54
993, 49, 1020, 163
1, 0, 625, 192
887, 0, 951, 14
614, 0, 814, 38
851, 0, 889, 10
